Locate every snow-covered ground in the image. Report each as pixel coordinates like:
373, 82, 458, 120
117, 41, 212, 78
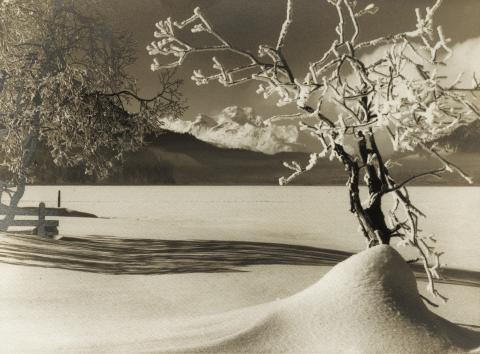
1, 186, 479, 352
1, 246, 478, 353
17, 186, 480, 270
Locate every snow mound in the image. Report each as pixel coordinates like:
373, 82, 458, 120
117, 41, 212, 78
143, 245, 480, 354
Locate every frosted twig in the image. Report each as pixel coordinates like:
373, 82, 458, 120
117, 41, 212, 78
276, 0, 293, 50
419, 142, 473, 184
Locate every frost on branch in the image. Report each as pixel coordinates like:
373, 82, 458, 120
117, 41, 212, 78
279, 153, 324, 186
148, 0, 480, 301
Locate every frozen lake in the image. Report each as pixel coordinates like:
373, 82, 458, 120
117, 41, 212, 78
18, 185, 480, 271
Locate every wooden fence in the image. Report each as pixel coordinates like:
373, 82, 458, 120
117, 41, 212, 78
0, 202, 59, 237
0, 203, 96, 237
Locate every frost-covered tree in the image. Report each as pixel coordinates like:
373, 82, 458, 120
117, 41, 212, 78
148, 0, 479, 299
0, 0, 185, 227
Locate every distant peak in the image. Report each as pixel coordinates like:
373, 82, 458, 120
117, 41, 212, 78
218, 106, 263, 126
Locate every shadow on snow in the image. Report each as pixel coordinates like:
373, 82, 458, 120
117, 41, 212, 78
0, 233, 478, 288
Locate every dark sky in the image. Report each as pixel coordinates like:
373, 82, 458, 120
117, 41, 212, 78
105, 0, 480, 119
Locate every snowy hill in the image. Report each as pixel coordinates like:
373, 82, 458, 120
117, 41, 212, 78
87, 246, 480, 353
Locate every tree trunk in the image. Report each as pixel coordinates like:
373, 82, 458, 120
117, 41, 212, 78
358, 132, 391, 246
1, 91, 41, 231
1, 182, 26, 231
335, 132, 392, 248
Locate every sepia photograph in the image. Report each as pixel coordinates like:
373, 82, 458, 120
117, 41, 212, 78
0, 0, 479, 352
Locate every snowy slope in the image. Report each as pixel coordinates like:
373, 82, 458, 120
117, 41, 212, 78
1, 243, 479, 353
79, 246, 480, 353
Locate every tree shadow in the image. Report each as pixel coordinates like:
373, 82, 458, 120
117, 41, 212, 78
0, 233, 351, 275
0, 233, 479, 289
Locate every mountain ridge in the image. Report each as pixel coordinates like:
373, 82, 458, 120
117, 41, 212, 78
2, 119, 479, 186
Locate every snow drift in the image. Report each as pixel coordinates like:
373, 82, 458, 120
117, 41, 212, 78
106, 245, 479, 354
14, 246, 477, 353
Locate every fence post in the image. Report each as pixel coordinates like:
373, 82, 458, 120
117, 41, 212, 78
37, 202, 46, 236
57, 190, 61, 208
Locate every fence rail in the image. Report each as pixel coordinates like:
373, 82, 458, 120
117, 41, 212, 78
0, 204, 96, 218
0, 202, 59, 237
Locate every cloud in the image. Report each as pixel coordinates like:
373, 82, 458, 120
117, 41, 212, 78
353, 37, 480, 153
359, 36, 480, 85
440, 36, 480, 86
159, 106, 312, 155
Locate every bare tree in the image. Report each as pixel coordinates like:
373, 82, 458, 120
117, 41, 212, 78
0, 0, 186, 227
147, 0, 479, 300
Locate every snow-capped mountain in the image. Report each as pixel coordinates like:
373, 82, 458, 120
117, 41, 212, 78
158, 106, 310, 155
11, 131, 344, 185
5, 115, 479, 186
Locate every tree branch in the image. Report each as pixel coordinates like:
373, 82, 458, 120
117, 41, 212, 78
386, 167, 446, 193
419, 142, 473, 184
